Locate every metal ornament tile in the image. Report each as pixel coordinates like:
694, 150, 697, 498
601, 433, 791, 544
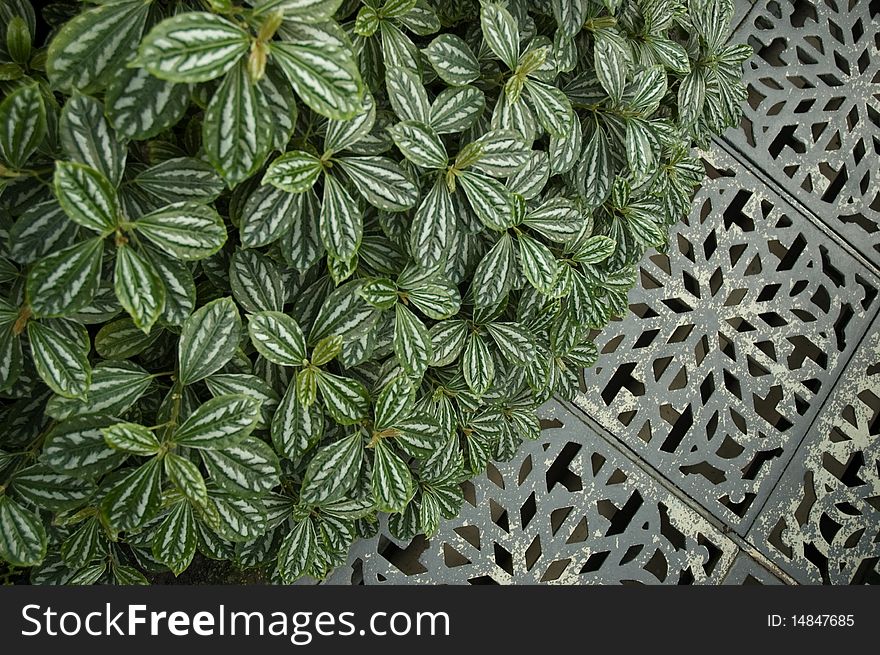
727, 0, 880, 264
324, 401, 738, 585
574, 146, 878, 535
748, 325, 880, 584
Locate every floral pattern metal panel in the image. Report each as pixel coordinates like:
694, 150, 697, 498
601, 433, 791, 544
574, 147, 879, 535
747, 324, 880, 584
726, 0, 880, 264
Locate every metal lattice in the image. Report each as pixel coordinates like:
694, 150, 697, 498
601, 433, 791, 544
575, 146, 878, 535
320, 0, 880, 585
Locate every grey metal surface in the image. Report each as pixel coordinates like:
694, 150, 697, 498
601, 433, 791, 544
322, 0, 880, 585
575, 146, 879, 536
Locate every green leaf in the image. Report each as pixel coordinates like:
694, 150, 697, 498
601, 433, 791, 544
276, 518, 316, 582
384, 66, 430, 123
59, 93, 125, 187
42, 416, 127, 479
315, 370, 369, 425
458, 170, 515, 231
649, 36, 690, 74
152, 502, 196, 576
337, 156, 418, 211
247, 311, 306, 367
135, 158, 224, 204
394, 303, 432, 377
134, 202, 227, 261
114, 244, 165, 333
574, 235, 616, 264
205, 374, 279, 430
406, 280, 460, 320
46, 0, 149, 93
102, 422, 160, 456
410, 178, 454, 270
469, 129, 530, 177
253, 0, 344, 23
320, 173, 362, 260
425, 34, 480, 87
203, 62, 273, 187
576, 127, 612, 208
141, 245, 197, 326
282, 191, 324, 270
9, 465, 95, 512
371, 439, 413, 513
178, 297, 241, 385
517, 232, 559, 294
300, 432, 363, 506
27, 321, 91, 400
164, 453, 208, 508
430, 85, 485, 135
480, 2, 519, 70
374, 374, 415, 430
204, 489, 267, 543
53, 161, 118, 234
388, 120, 447, 169
271, 380, 324, 461
485, 322, 535, 364
0, 82, 45, 169
240, 183, 300, 249
359, 278, 398, 310
0, 495, 47, 566
62, 518, 104, 569
201, 437, 280, 495
524, 78, 573, 136
27, 237, 103, 318
593, 28, 630, 104
263, 150, 323, 194
394, 413, 444, 458
463, 332, 494, 395
269, 40, 363, 120
229, 248, 284, 313
95, 318, 160, 359
101, 458, 163, 532
45, 360, 151, 421
105, 67, 191, 140
311, 334, 342, 366
173, 394, 261, 449
324, 93, 375, 152
7, 199, 77, 266
136, 12, 249, 83
428, 319, 467, 366
472, 232, 516, 309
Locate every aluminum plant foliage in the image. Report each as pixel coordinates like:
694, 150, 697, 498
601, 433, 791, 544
0, 0, 750, 584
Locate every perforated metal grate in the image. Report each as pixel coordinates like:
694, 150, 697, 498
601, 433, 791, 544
321, 0, 880, 586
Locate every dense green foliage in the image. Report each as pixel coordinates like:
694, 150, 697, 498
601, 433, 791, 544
0, 0, 748, 583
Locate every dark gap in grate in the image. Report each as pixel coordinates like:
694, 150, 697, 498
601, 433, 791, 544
742, 447, 784, 481
601, 362, 644, 405
658, 503, 687, 551
723, 190, 756, 231
579, 551, 610, 574
604, 491, 644, 537
644, 550, 669, 582
467, 575, 500, 585
520, 492, 537, 529
545, 442, 583, 492
660, 405, 694, 453
379, 535, 429, 575
453, 525, 481, 550
493, 543, 514, 575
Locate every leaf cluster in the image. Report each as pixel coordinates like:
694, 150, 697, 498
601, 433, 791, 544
0, 0, 747, 582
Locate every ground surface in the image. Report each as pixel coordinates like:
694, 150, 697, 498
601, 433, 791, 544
321, 0, 880, 585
